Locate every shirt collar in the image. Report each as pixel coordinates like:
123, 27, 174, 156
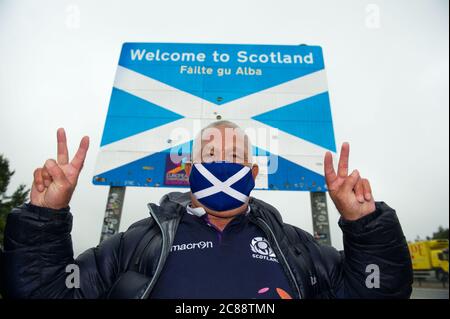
186, 204, 251, 217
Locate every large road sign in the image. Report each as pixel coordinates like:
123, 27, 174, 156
93, 43, 336, 191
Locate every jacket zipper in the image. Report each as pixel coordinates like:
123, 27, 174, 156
139, 205, 167, 299
256, 217, 302, 299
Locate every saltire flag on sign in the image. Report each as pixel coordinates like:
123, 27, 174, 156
93, 43, 336, 191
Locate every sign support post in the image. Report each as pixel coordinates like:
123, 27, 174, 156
310, 191, 331, 246
100, 186, 126, 244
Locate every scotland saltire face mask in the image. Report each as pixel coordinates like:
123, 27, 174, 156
189, 162, 255, 212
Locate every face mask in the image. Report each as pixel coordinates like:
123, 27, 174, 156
189, 162, 255, 212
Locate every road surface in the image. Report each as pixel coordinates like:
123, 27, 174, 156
411, 288, 449, 299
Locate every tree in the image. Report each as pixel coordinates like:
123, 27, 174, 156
0, 154, 30, 249
432, 226, 449, 240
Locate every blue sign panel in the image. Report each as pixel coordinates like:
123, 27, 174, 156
93, 43, 336, 191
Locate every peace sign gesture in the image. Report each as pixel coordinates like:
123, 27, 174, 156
30, 128, 90, 210
324, 142, 376, 221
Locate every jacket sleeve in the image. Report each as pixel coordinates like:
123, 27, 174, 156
2, 203, 123, 299
318, 201, 413, 299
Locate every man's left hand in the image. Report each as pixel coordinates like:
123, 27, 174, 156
324, 142, 376, 221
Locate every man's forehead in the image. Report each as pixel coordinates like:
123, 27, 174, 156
200, 126, 247, 145
191, 123, 253, 162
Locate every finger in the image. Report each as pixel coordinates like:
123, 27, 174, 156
324, 151, 337, 186
44, 159, 70, 187
70, 136, 90, 172
33, 168, 45, 192
57, 128, 69, 165
354, 179, 365, 203
41, 166, 53, 187
337, 142, 350, 178
342, 169, 360, 193
362, 178, 373, 201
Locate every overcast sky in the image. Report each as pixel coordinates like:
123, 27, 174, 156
0, 0, 448, 254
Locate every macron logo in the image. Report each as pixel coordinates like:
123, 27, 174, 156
171, 241, 214, 252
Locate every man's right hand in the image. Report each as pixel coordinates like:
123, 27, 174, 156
30, 128, 90, 210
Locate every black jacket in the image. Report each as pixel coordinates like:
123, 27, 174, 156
1, 192, 412, 299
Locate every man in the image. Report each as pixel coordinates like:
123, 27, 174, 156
1, 121, 412, 298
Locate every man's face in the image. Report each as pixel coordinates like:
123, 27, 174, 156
185, 125, 259, 215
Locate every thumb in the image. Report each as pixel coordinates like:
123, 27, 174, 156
342, 169, 360, 193
44, 159, 70, 188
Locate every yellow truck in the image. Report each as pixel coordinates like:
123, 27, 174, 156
408, 239, 449, 283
